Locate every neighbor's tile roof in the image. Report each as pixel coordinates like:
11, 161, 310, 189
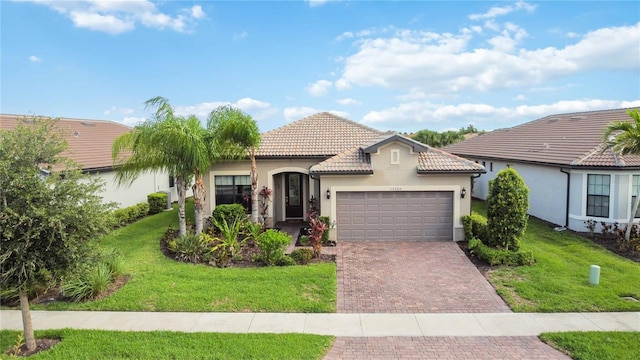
310, 134, 485, 174
1, 114, 131, 171
418, 148, 486, 173
256, 112, 383, 157
444, 108, 640, 168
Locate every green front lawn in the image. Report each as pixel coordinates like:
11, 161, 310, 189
0, 330, 333, 360
35, 200, 336, 312
472, 200, 640, 312
540, 332, 640, 360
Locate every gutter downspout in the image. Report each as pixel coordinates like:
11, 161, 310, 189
560, 168, 570, 228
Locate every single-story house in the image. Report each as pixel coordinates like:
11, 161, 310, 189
203, 112, 485, 241
1, 114, 184, 209
444, 107, 640, 232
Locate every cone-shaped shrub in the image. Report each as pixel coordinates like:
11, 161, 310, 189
487, 168, 529, 251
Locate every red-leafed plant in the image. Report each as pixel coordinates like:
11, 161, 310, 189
307, 210, 327, 258
259, 186, 272, 224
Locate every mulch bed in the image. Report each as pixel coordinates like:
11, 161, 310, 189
584, 235, 640, 262
5, 338, 61, 357
456, 241, 495, 276
160, 228, 335, 267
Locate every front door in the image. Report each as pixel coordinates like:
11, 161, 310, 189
285, 173, 303, 218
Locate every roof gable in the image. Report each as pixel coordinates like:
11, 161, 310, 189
1, 114, 131, 171
444, 107, 640, 168
362, 134, 430, 154
256, 112, 383, 157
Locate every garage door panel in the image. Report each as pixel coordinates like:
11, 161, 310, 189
336, 191, 453, 241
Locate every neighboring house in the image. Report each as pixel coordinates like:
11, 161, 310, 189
203, 112, 485, 241
444, 107, 640, 232
1, 114, 183, 209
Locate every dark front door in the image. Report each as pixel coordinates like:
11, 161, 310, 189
285, 173, 303, 218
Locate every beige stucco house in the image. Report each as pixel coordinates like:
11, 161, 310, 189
1, 114, 187, 208
204, 112, 484, 242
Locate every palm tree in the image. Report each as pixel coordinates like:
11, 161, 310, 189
207, 106, 261, 223
603, 109, 640, 241
112, 97, 203, 236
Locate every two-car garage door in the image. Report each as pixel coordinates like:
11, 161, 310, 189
336, 191, 453, 241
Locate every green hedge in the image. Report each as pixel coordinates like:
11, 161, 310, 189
111, 203, 150, 228
212, 204, 247, 230
147, 192, 168, 215
468, 238, 534, 266
461, 213, 488, 241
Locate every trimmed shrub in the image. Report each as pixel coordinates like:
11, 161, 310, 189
290, 248, 313, 265
212, 204, 247, 231
111, 203, 150, 228
470, 238, 535, 266
461, 213, 488, 241
255, 229, 291, 266
487, 168, 529, 251
147, 192, 168, 215
319, 216, 331, 245
276, 255, 296, 267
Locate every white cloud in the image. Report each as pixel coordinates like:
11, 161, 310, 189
512, 94, 528, 101
334, 23, 640, 94
362, 99, 640, 130
174, 98, 277, 121
284, 107, 349, 122
29, 55, 42, 63
21, 0, 205, 34
469, 1, 536, 21
337, 98, 361, 105
121, 116, 146, 126
104, 106, 134, 115
233, 31, 248, 40
190, 5, 205, 19
306, 80, 333, 97
566, 31, 580, 38
335, 31, 354, 41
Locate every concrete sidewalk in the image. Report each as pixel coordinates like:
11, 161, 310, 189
1, 311, 638, 336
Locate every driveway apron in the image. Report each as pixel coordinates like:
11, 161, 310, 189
336, 241, 511, 313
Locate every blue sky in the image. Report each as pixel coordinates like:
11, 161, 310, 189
2, 1, 639, 133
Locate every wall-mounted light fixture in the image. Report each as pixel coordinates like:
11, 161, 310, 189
326, 188, 331, 199
461, 187, 467, 199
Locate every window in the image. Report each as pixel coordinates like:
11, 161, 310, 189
390, 149, 400, 164
632, 175, 640, 218
490, 162, 493, 172
215, 175, 251, 211
587, 174, 610, 217
169, 175, 175, 188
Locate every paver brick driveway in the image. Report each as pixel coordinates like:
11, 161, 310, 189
324, 337, 571, 360
336, 241, 511, 313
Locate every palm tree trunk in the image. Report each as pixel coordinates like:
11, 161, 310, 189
19, 290, 36, 351
192, 170, 206, 234
626, 194, 640, 240
176, 175, 187, 236
250, 152, 259, 223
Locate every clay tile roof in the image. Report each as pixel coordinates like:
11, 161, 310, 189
256, 112, 383, 157
444, 107, 640, 168
1, 114, 131, 171
418, 148, 486, 173
310, 146, 373, 174
310, 135, 485, 174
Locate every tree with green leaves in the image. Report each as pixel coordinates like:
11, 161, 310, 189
603, 109, 640, 241
486, 168, 529, 251
112, 97, 201, 235
207, 106, 261, 223
1, 117, 113, 352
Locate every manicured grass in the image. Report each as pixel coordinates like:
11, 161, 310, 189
0, 329, 333, 360
540, 332, 640, 360
34, 200, 336, 312
472, 200, 640, 312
